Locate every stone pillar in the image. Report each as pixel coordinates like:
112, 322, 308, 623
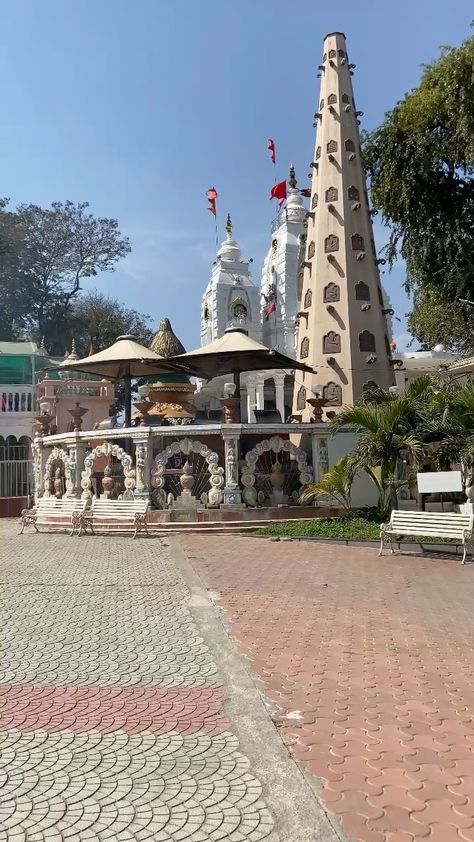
274, 374, 286, 421
134, 435, 152, 499
32, 436, 47, 502
256, 379, 265, 411
65, 437, 88, 499
246, 378, 257, 423
311, 433, 329, 485
222, 433, 243, 505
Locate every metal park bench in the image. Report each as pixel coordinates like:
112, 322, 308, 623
79, 498, 149, 539
379, 509, 473, 564
19, 497, 86, 536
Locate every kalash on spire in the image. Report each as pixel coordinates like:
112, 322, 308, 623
261, 164, 308, 357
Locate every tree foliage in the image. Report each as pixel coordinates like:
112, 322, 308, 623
65, 291, 154, 358
363, 32, 474, 302
0, 200, 131, 351
407, 292, 474, 354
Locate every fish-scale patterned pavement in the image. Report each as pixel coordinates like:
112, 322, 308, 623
182, 535, 474, 842
0, 528, 275, 841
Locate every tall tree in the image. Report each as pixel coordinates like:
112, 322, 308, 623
0, 200, 130, 350
363, 32, 474, 310
407, 291, 474, 354
0, 199, 36, 340
64, 290, 153, 357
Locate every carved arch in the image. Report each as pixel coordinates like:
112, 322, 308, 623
240, 436, 312, 507
151, 439, 224, 508
43, 446, 70, 498
82, 441, 134, 500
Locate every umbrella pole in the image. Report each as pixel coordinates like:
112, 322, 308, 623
234, 370, 241, 422
124, 376, 132, 428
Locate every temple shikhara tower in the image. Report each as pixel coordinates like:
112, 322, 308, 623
260, 166, 307, 357
292, 32, 393, 420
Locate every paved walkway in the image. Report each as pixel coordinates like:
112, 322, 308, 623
181, 535, 474, 842
0, 522, 337, 841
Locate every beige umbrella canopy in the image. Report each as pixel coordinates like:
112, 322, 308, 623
158, 327, 315, 415
58, 335, 179, 426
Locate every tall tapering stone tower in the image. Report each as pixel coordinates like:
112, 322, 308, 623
292, 32, 393, 420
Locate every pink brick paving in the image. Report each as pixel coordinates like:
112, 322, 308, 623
181, 535, 474, 842
0, 684, 228, 736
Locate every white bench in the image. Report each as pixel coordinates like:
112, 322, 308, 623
19, 497, 86, 536
80, 498, 149, 539
379, 509, 473, 564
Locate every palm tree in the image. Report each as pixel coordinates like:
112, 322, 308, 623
329, 377, 437, 517
299, 455, 354, 511
436, 379, 474, 472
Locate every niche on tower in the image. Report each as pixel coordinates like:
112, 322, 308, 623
323, 332, 341, 354
323, 283, 340, 303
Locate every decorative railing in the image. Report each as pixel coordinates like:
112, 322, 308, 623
0, 387, 35, 414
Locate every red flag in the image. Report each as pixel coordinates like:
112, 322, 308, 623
263, 301, 276, 320
267, 138, 276, 165
207, 187, 218, 216
269, 179, 287, 207
300, 187, 311, 197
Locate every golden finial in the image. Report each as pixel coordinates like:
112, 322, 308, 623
225, 213, 233, 236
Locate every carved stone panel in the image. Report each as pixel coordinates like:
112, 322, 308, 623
304, 288, 312, 308
323, 282, 340, 303
300, 337, 310, 359
327, 139, 338, 154
308, 240, 315, 259
328, 49, 337, 59
338, 49, 345, 57
324, 234, 339, 253
325, 186, 338, 203
342, 93, 349, 103
355, 281, 370, 301
351, 233, 365, 251
359, 331, 376, 352
323, 332, 341, 354
348, 185, 360, 201
323, 382, 342, 405
327, 93, 337, 105
363, 380, 378, 394
297, 386, 306, 410
345, 138, 355, 152
312, 193, 318, 209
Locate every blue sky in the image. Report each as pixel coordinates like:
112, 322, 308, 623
1, 0, 472, 351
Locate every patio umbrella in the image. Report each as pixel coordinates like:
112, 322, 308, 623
58, 335, 179, 427
152, 327, 315, 417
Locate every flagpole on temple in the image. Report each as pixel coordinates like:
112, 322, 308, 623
206, 186, 219, 250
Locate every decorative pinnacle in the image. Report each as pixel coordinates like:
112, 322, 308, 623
289, 164, 297, 189
71, 338, 76, 354
225, 213, 233, 236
